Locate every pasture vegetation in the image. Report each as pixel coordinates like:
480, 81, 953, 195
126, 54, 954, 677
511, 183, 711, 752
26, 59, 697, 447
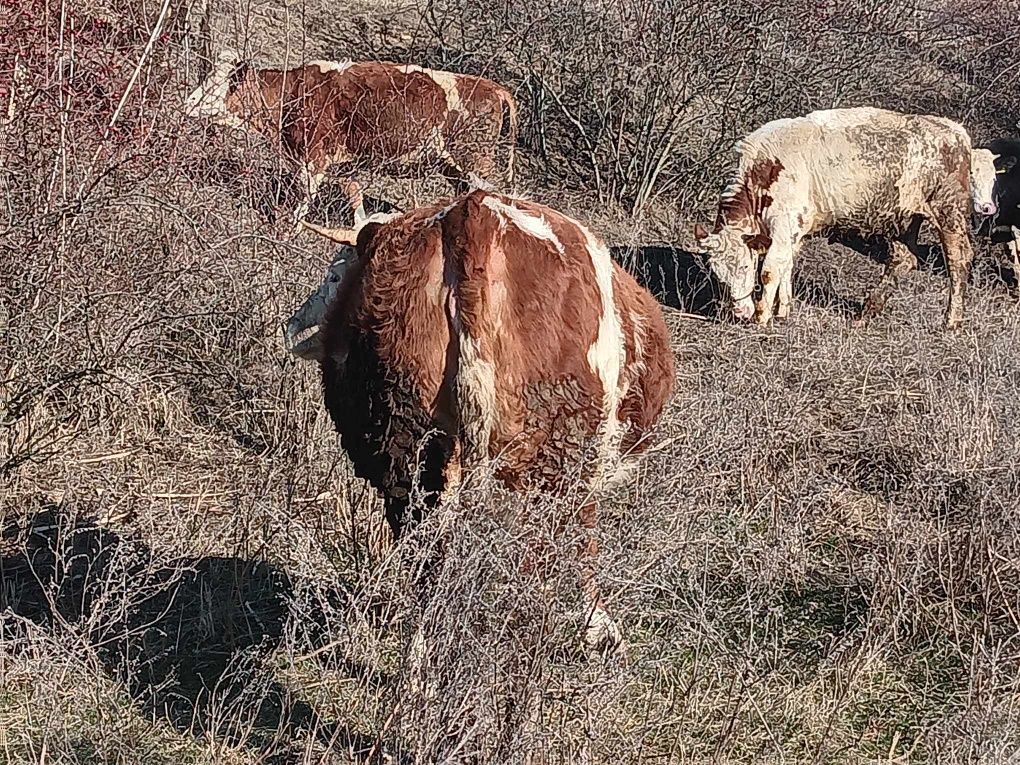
2, 0, 1020, 762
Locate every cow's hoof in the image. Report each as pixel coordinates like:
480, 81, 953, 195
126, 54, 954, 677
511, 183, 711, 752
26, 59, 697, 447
584, 605, 625, 657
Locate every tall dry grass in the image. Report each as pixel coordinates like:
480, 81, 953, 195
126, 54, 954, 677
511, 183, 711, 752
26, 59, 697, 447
3, 0, 1020, 763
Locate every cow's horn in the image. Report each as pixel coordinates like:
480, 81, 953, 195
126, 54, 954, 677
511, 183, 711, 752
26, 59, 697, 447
300, 220, 358, 245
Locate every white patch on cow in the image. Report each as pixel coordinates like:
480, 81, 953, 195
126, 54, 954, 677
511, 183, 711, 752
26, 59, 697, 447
309, 59, 353, 75
481, 197, 564, 254
184, 49, 246, 129
428, 70, 463, 114
970, 148, 998, 213
399, 64, 462, 113
582, 229, 625, 471
454, 327, 497, 467
447, 283, 497, 467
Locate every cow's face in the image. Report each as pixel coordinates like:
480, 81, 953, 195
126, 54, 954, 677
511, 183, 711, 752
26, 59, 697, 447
970, 148, 999, 218
284, 245, 359, 361
184, 49, 248, 128
694, 224, 756, 320
993, 151, 1020, 219
284, 215, 396, 361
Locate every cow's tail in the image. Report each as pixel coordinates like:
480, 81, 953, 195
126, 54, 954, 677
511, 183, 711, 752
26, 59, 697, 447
497, 89, 519, 186
441, 192, 498, 481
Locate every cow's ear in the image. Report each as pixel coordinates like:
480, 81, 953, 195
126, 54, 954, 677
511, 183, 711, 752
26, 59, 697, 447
693, 222, 710, 242
355, 221, 385, 254
1000, 154, 1019, 173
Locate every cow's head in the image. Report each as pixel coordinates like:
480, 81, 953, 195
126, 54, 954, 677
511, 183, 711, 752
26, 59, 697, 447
183, 48, 249, 127
693, 223, 757, 321
989, 146, 1020, 221
970, 148, 1000, 218
284, 214, 399, 361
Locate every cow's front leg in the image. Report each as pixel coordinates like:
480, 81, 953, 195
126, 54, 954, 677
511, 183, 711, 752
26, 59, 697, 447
292, 163, 325, 234
939, 224, 974, 330
755, 240, 794, 325
775, 247, 799, 320
1008, 226, 1020, 292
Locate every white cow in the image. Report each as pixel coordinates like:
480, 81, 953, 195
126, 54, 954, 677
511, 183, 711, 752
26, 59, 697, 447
695, 107, 998, 329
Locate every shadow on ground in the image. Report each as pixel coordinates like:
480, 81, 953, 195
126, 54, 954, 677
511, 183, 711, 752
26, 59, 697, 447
610, 244, 721, 316
0, 503, 390, 764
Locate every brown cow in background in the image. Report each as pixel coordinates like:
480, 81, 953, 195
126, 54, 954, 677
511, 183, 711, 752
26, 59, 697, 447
185, 50, 518, 230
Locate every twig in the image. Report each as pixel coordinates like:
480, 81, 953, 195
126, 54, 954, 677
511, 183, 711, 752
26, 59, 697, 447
105, 0, 173, 135
365, 702, 400, 764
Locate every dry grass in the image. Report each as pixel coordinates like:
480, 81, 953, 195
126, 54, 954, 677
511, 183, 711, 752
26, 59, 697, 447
3, 0, 1020, 763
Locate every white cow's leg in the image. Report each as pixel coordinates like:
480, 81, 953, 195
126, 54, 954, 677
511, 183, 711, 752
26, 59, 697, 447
938, 218, 974, 330
755, 235, 795, 325
775, 240, 801, 320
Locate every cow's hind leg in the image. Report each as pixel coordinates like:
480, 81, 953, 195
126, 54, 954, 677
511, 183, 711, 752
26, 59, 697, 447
579, 500, 623, 655
859, 224, 920, 324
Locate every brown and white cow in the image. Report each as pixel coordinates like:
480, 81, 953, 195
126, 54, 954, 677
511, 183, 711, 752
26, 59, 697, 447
185, 50, 519, 230
694, 107, 998, 329
285, 189, 676, 650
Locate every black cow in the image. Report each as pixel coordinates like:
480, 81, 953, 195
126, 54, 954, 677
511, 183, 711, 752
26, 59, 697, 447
981, 138, 1020, 278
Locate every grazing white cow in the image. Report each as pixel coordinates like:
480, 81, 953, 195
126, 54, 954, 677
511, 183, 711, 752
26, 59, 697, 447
695, 107, 996, 328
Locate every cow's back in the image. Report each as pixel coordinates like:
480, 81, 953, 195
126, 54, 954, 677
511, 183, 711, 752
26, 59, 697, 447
441, 191, 667, 491
742, 108, 972, 232
295, 62, 449, 163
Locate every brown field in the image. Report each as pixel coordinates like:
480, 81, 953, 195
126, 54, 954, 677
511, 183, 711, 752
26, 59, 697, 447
3, 0, 1020, 762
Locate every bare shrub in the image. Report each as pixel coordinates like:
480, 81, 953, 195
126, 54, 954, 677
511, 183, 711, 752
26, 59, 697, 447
3, 0, 1020, 763
399, 0, 1020, 219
